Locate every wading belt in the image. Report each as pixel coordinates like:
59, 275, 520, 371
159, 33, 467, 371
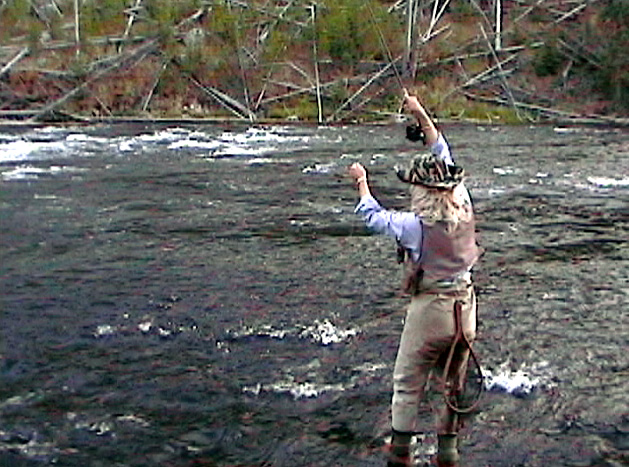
441, 300, 484, 414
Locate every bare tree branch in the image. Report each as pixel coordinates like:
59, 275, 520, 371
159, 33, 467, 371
0, 47, 29, 79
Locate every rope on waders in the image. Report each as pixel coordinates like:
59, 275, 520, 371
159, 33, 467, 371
441, 300, 484, 414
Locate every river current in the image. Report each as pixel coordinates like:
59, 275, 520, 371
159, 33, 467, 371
0, 122, 627, 466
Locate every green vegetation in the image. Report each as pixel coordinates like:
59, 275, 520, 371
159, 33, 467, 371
317, 0, 388, 66
595, 0, 629, 112
0, 0, 626, 121
533, 40, 564, 78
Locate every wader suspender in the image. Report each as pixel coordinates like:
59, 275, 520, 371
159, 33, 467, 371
441, 300, 484, 414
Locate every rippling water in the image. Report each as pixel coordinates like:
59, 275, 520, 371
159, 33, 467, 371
1, 122, 627, 466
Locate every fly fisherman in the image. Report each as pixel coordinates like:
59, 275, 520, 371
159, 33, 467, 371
348, 91, 480, 467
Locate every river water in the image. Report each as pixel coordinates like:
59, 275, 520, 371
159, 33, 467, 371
0, 122, 627, 466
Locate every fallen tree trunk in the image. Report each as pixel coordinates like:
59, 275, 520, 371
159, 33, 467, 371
29, 40, 158, 121
328, 59, 400, 121
178, 64, 256, 121
0, 47, 29, 79
441, 52, 520, 103
463, 91, 629, 125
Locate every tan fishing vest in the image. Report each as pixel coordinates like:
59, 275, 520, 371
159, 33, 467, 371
404, 217, 480, 295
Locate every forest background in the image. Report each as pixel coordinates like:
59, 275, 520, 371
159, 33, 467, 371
0, 0, 628, 124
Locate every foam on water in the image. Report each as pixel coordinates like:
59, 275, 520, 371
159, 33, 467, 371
0, 127, 337, 182
223, 319, 359, 347
483, 360, 555, 397
1, 165, 85, 181
243, 357, 556, 400
587, 176, 629, 187
65, 133, 108, 144
493, 167, 518, 176
219, 126, 309, 145
0, 392, 59, 461
553, 127, 581, 134
158, 127, 316, 158
243, 379, 347, 399
300, 319, 359, 345
168, 139, 222, 150
243, 359, 387, 399
0, 434, 58, 462
245, 157, 293, 165
92, 317, 196, 339
134, 128, 200, 143
210, 144, 277, 157
0, 140, 67, 163
302, 162, 338, 174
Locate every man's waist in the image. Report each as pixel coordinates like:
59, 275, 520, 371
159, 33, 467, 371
420, 270, 472, 291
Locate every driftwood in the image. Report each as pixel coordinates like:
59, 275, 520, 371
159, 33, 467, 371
252, 47, 289, 111
142, 60, 168, 112
557, 38, 601, 69
252, 0, 298, 53
249, 0, 301, 110
118, 0, 143, 53
343, 86, 391, 120
513, 0, 546, 24
29, 40, 158, 121
0, 47, 30, 79
0, 108, 88, 122
73, 0, 80, 57
432, 42, 542, 67
2, 67, 74, 78
228, 0, 308, 28
423, 0, 452, 42
226, 0, 254, 122
479, 24, 522, 120
554, 3, 587, 24
259, 73, 375, 107
310, 5, 323, 123
177, 62, 256, 120
24, 6, 210, 121
0, 35, 150, 56
285, 62, 315, 86
258, 82, 317, 105
404, 0, 418, 76
92, 93, 113, 117
329, 59, 400, 122
463, 91, 629, 125
441, 53, 519, 102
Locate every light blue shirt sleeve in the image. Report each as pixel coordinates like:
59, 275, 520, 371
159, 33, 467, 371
354, 195, 422, 262
431, 133, 454, 166
432, 133, 473, 206
353, 134, 456, 262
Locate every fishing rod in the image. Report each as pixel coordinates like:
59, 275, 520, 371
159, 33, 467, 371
365, 0, 407, 95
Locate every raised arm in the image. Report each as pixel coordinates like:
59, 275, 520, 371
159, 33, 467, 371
349, 162, 371, 198
404, 90, 439, 147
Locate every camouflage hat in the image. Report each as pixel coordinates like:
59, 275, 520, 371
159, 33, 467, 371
395, 153, 464, 189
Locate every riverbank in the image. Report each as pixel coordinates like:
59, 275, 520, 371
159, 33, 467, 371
1, 111, 628, 128
1, 1, 627, 127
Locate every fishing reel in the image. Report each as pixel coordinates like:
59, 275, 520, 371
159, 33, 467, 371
406, 123, 426, 145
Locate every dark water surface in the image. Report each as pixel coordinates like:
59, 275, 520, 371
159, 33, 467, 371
1, 122, 627, 466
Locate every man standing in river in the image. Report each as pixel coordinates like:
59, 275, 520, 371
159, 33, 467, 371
349, 91, 480, 467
